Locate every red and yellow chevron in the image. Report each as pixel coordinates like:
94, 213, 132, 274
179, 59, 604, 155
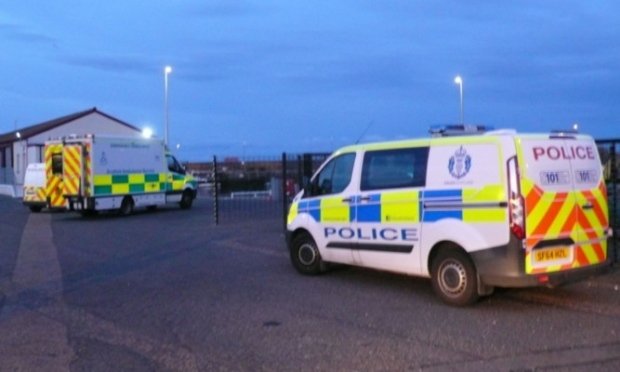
63, 144, 83, 196
45, 143, 65, 208
522, 179, 608, 274
23, 186, 46, 202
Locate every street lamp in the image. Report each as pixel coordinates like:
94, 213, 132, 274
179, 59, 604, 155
164, 65, 172, 146
454, 76, 463, 124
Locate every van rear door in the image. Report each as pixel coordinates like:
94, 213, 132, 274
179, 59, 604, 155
517, 135, 608, 274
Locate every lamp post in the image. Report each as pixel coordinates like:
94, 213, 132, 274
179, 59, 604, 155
454, 76, 463, 124
164, 66, 172, 146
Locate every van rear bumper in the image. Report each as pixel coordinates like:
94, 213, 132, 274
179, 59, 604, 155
471, 238, 612, 288
479, 259, 611, 288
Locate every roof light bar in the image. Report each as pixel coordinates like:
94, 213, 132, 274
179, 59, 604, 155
429, 124, 494, 137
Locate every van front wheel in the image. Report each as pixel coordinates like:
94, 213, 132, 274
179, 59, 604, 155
431, 248, 479, 306
290, 233, 325, 275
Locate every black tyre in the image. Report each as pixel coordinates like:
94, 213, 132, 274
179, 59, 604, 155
180, 190, 193, 210
29, 206, 43, 213
431, 247, 479, 306
119, 196, 134, 216
80, 209, 99, 217
290, 233, 325, 275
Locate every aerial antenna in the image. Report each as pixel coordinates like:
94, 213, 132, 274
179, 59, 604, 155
355, 120, 374, 144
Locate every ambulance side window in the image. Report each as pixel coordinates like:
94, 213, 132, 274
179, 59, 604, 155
361, 147, 429, 191
309, 153, 356, 197
166, 155, 185, 174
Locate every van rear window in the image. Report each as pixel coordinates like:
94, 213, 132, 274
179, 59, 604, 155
361, 147, 429, 191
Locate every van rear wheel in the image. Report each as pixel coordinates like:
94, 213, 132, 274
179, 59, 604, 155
431, 247, 479, 306
290, 233, 325, 275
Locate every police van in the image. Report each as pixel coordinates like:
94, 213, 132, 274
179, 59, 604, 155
285, 125, 612, 306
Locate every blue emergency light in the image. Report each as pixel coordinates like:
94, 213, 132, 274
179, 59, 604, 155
429, 124, 494, 137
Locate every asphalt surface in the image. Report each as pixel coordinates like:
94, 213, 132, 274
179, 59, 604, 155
1, 195, 620, 371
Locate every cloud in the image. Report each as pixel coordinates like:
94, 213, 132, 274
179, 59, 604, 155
0, 23, 57, 45
183, 0, 270, 18
59, 53, 156, 75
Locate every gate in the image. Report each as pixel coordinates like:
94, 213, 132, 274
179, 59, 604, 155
209, 153, 330, 227
596, 139, 619, 263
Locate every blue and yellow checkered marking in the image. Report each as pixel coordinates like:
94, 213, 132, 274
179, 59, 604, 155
292, 186, 506, 224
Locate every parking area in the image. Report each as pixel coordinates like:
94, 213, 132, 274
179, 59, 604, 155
2, 195, 620, 370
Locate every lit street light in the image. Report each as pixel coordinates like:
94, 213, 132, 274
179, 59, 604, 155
454, 75, 463, 124
164, 65, 172, 146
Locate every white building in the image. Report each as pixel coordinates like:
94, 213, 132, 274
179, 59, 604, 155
0, 107, 143, 197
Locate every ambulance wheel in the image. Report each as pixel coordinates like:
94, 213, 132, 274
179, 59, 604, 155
119, 197, 134, 216
29, 206, 42, 213
431, 248, 479, 306
290, 233, 325, 275
80, 210, 99, 217
180, 190, 193, 210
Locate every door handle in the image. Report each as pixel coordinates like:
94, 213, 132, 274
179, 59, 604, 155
342, 197, 354, 203
359, 196, 371, 202
582, 202, 593, 210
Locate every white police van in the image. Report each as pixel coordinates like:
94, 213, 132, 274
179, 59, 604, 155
285, 125, 611, 306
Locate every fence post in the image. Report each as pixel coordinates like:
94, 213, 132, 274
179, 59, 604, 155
282, 152, 287, 231
611, 144, 617, 263
213, 155, 219, 225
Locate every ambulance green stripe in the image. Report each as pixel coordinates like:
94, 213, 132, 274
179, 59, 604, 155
112, 175, 128, 184
145, 174, 160, 182
129, 184, 145, 192
95, 185, 112, 195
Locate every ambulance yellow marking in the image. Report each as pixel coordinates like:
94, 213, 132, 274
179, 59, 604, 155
129, 174, 145, 183
112, 184, 130, 194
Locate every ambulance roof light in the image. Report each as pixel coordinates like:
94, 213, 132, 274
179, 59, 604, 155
429, 124, 494, 137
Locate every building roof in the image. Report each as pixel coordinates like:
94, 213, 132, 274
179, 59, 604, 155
0, 107, 141, 146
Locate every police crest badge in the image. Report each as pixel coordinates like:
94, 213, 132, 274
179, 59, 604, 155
448, 146, 471, 179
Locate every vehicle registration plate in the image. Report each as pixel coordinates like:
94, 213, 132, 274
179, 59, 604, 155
533, 247, 570, 263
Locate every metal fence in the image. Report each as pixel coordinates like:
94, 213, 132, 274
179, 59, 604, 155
596, 139, 619, 263
202, 153, 329, 227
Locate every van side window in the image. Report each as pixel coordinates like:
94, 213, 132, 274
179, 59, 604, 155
361, 147, 429, 191
310, 153, 356, 197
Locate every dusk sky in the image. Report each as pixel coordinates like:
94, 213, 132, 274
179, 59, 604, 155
1, 1, 619, 160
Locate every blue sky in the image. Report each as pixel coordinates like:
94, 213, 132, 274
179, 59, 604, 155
1, 1, 619, 160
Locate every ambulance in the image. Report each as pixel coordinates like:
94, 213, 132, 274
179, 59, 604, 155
286, 125, 612, 306
44, 134, 197, 216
